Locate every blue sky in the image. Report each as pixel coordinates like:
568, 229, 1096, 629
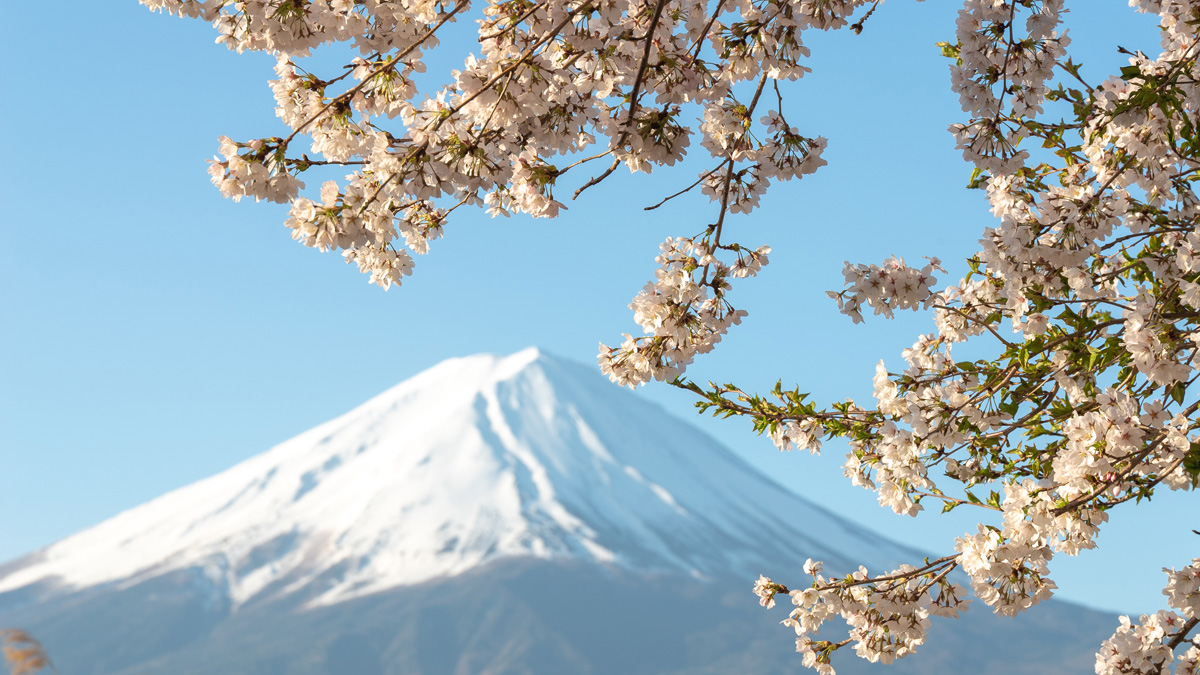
0, 0, 1188, 616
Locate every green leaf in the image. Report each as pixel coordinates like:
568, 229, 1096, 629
1184, 442, 1200, 486
987, 491, 1002, 509
936, 41, 961, 59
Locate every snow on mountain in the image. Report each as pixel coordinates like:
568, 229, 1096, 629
0, 348, 919, 610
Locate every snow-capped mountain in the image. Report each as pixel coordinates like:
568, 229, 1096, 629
0, 347, 912, 610
0, 348, 1119, 675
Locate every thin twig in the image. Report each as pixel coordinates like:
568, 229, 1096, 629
479, 0, 551, 41
645, 163, 725, 210
686, 0, 727, 65
573, 157, 622, 200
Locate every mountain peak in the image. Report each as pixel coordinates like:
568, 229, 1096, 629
366, 346, 553, 407
444, 345, 550, 374
0, 349, 920, 611
507, 344, 547, 363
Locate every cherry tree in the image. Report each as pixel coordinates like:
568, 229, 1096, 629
141, 0, 1200, 671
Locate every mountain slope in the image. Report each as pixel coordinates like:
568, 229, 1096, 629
0, 348, 1120, 674
0, 557, 1119, 675
0, 348, 917, 611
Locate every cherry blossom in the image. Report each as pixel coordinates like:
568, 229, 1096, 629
145, 0, 1200, 670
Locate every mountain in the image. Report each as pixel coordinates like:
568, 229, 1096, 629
0, 348, 1118, 674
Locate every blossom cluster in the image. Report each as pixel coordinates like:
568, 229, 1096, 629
828, 256, 943, 324
146, 0, 838, 299
724, 0, 1200, 668
599, 237, 767, 388
1095, 558, 1200, 672
146, 0, 1200, 671
947, 0, 1069, 174
1164, 560, 1200, 620
208, 136, 304, 204
753, 557, 969, 673
1095, 610, 1198, 675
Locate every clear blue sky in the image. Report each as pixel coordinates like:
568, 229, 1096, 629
0, 1, 1187, 617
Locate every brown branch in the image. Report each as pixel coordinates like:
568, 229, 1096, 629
818, 555, 960, 591
623, 0, 670, 134
1155, 617, 1200, 674
711, 160, 736, 246
574, 0, 667, 201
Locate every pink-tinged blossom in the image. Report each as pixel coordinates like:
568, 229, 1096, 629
144, 0, 1200, 670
